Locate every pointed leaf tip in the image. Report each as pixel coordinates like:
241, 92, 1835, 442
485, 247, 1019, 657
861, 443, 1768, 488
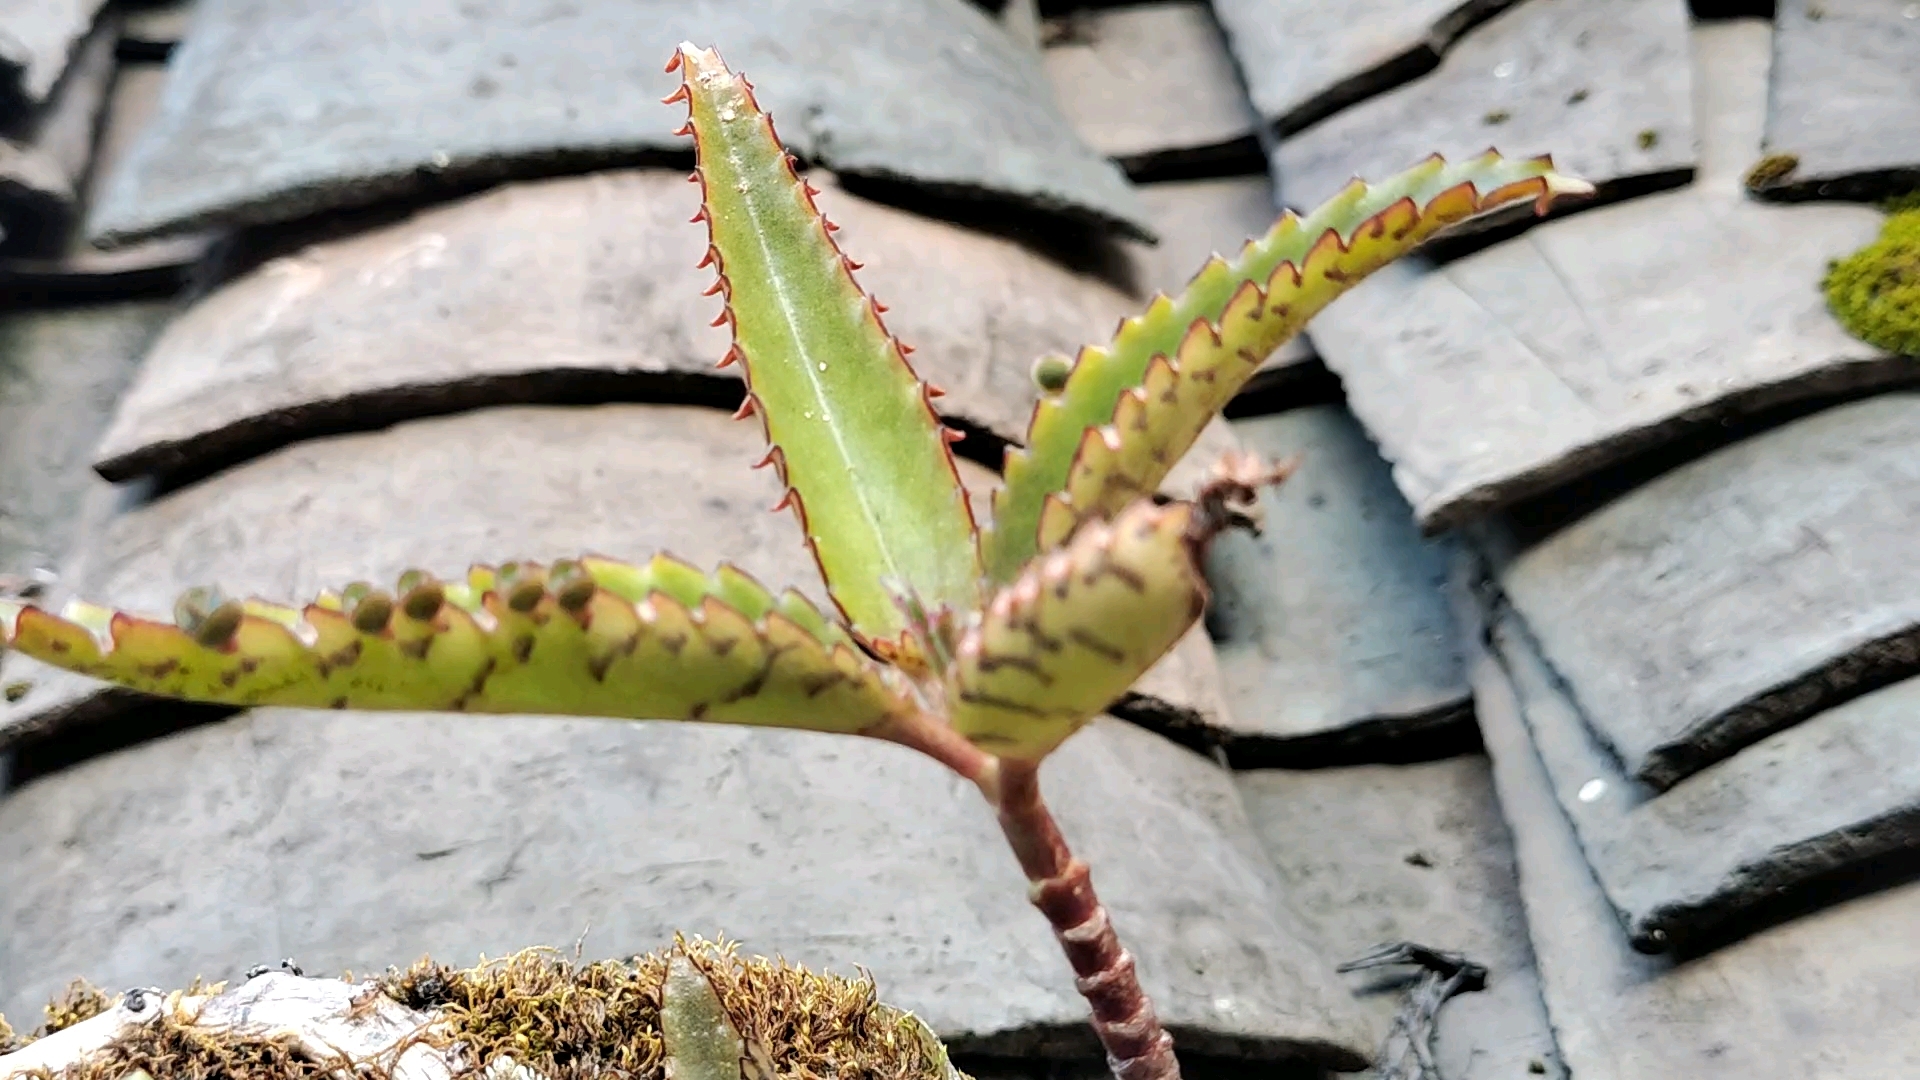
676, 45, 981, 643
983, 151, 1588, 581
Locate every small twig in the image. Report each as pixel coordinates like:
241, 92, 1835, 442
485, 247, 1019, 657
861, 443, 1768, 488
1339, 942, 1488, 1080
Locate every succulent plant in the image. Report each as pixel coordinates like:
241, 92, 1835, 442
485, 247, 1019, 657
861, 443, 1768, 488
0, 43, 1592, 1080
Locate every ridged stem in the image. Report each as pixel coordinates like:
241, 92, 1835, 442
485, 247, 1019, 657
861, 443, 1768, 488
982, 758, 1181, 1080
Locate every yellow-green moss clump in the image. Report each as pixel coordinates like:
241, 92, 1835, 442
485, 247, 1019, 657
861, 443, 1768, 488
0, 940, 955, 1080
1824, 204, 1920, 357
0, 979, 113, 1052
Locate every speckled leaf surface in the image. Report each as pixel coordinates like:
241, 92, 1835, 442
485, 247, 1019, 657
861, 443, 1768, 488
951, 498, 1212, 761
676, 45, 980, 647
0, 555, 913, 734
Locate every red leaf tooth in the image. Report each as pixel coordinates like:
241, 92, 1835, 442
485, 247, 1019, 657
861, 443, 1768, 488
733, 396, 758, 420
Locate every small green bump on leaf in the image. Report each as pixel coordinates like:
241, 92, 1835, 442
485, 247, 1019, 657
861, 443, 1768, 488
401, 581, 446, 622
661, 946, 747, 1080
468, 565, 500, 596
4, 680, 30, 702
174, 586, 244, 647
550, 561, 598, 613
341, 581, 375, 608
196, 603, 245, 648
506, 577, 547, 614
1031, 354, 1073, 394
351, 590, 395, 633
396, 568, 436, 594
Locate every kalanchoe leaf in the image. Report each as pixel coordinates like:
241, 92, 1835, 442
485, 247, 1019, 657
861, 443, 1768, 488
0, 555, 916, 735
949, 454, 1294, 761
661, 946, 749, 1080
670, 43, 982, 647
982, 151, 1595, 581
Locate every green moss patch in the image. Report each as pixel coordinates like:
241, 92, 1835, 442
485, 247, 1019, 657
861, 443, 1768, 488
1824, 206, 1920, 357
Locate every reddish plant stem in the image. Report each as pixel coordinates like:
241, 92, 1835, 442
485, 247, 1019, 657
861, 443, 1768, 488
983, 758, 1182, 1080
878, 711, 992, 782
880, 715, 1181, 1080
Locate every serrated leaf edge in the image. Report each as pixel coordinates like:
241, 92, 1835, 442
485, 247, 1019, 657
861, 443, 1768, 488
667, 43, 981, 650
0, 554, 918, 729
984, 150, 1594, 579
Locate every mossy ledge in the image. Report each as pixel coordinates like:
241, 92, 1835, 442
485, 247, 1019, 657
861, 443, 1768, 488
1824, 202, 1920, 358
0, 938, 961, 1080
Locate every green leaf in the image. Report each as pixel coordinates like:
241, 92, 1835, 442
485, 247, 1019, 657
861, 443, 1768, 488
947, 494, 1214, 761
982, 151, 1595, 580
0, 555, 916, 734
671, 44, 981, 647
661, 947, 747, 1080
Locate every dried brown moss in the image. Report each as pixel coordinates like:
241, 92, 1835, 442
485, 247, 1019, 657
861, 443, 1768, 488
1744, 152, 1800, 191
38, 1005, 323, 1080
2, 940, 951, 1080
0, 979, 113, 1052
382, 938, 949, 1080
